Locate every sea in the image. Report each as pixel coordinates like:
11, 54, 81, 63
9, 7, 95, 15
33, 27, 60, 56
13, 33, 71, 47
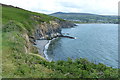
46, 24, 118, 68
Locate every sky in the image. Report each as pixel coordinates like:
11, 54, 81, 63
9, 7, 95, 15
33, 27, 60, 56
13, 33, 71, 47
0, 0, 119, 15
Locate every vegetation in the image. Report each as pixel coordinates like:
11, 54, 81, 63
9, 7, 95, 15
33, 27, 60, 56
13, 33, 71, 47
50, 12, 118, 24
1, 4, 119, 78
2, 5, 59, 35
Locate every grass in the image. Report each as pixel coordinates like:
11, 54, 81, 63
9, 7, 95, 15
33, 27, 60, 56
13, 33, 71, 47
2, 31, 55, 78
0, 4, 2, 80
2, 4, 66, 78
1, 4, 119, 78
2, 5, 59, 36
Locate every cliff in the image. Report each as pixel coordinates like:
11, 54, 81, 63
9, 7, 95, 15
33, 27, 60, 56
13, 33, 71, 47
32, 16, 75, 40
2, 4, 76, 77
28, 15, 76, 45
2, 3, 75, 58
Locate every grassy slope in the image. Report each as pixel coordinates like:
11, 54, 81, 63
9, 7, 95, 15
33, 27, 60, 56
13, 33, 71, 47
2, 6, 58, 35
2, 5, 119, 78
2, 5, 66, 78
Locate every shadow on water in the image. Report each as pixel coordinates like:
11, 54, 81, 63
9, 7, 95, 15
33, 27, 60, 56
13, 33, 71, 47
47, 38, 62, 60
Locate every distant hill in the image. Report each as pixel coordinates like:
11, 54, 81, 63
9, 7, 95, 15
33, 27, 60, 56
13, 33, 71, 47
52, 12, 98, 15
50, 12, 118, 24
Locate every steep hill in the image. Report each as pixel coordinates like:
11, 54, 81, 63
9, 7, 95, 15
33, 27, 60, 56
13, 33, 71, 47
50, 12, 118, 24
2, 4, 75, 78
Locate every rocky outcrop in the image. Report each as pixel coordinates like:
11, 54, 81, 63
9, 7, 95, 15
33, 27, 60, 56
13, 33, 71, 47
30, 18, 76, 42
34, 21, 62, 40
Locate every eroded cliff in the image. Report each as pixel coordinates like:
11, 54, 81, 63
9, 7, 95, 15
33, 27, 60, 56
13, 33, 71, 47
2, 3, 76, 59
29, 15, 76, 44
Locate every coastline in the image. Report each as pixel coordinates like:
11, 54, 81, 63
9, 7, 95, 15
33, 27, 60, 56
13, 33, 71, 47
35, 38, 56, 61
35, 40, 49, 59
43, 40, 52, 61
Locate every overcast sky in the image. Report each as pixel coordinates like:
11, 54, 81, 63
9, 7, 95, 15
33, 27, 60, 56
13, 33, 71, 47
1, 0, 119, 15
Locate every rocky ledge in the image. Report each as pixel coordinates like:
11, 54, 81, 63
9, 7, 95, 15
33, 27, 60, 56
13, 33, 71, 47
29, 17, 76, 44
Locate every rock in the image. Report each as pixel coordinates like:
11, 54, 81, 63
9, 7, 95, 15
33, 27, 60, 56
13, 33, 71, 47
31, 17, 76, 43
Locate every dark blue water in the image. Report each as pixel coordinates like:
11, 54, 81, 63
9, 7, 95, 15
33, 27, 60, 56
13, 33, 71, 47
47, 24, 118, 68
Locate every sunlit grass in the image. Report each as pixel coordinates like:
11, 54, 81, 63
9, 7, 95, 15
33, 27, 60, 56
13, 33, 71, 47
0, 4, 2, 79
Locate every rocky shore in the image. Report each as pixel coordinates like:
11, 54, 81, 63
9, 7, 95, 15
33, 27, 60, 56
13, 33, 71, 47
28, 18, 76, 59
35, 40, 49, 57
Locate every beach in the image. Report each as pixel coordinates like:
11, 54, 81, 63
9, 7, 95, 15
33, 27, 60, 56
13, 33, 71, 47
35, 39, 53, 61
35, 40, 49, 58
35, 38, 58, 61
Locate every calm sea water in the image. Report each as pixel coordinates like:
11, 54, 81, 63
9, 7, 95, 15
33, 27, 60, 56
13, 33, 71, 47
47, 24, 118, 68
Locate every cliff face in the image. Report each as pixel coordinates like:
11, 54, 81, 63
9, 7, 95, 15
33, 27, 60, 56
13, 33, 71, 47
30, 16, 76, 42
28, 19, 76, 56
34, 21, 61, 40
2, 3, 76, 43
2, 3, 76, 56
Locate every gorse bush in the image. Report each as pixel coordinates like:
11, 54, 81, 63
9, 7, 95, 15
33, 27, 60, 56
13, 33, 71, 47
38, 58, 118, 78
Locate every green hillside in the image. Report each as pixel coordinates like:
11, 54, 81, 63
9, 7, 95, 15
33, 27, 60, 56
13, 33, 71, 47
2, 5, 60, 35
1, 4, 119, 78
2, 4, 55, 78
50, 12, 118, 24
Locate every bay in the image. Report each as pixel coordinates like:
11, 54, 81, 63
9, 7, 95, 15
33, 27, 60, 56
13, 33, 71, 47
47, 24, 118, 68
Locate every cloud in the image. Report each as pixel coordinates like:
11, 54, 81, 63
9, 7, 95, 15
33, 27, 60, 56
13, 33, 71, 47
0, 0, 119, 15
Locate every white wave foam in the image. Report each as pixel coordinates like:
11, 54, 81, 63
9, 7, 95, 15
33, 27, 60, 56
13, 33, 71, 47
43, 38, 56, 61
44, 40, 51, 61
74, 37, 77, 39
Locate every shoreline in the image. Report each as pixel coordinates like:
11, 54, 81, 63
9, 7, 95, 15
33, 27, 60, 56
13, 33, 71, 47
35, 38, 56, 61
43, 38, 57, 61
43, 40, 52, 61
35, 40, 49, 59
